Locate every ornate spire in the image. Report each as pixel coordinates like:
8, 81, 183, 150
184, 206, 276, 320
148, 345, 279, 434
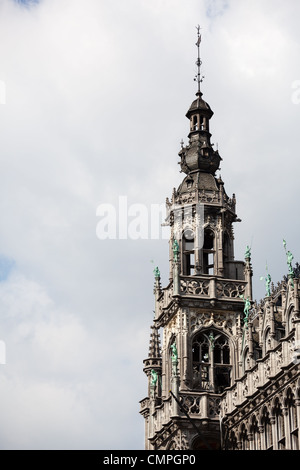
194, 25, 204, 96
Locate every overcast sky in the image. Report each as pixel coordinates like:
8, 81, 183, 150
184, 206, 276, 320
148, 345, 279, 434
0, 0, 299, 450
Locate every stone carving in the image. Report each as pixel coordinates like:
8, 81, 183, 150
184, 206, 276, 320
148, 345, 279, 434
208, 397, 221, 418
181, 278, 209, 296
180, 394, 201, 416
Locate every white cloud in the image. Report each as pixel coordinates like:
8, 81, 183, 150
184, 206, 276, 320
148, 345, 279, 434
0, 270, 148, 448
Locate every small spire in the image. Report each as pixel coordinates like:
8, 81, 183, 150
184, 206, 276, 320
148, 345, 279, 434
194, 25, 204, 95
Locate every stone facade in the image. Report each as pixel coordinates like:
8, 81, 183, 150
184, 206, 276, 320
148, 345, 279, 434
221, 277, 300, 450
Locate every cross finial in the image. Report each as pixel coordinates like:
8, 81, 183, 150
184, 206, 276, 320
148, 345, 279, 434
194, 25, 204, 95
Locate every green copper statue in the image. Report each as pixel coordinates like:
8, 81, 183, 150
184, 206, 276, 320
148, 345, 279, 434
265, 273, 272, 297
173, 238, 179, 263
150, 369, 158, 387
287, 251, 294, 275
240, 294, 251, 328
208, 331, 215, 350
245, 245, 251, 260
283, 240, 294, 287
260, 263, 272, 297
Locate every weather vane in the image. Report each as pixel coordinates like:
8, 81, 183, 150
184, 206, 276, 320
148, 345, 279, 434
194, 25, 204, 94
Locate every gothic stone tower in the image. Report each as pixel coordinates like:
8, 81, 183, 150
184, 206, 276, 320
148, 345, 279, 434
140, 31, 253, 450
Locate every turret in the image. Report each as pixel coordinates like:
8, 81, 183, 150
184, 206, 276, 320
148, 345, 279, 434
179, 91, 222, 175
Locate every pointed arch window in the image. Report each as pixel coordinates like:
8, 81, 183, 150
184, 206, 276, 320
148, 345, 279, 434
192, 330, 231, 393
183, 229, 195, 275
200, 116, 204, 130
261, 406, 273, 450
243, 347, 250, 373
223, 231, 233, 277
213, 335, 231, 393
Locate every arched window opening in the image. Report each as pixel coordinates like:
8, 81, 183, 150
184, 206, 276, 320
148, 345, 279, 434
275, 294, 282, 307
253, 341, 262, 361
250, 416, 260, 450
192, 330, 231, 393
275, 320, 285, 342
243, 348, 250, 373
191, 115, 198, 131
200, 115, 204, 130
203, 229, 214, 275
192, 334, 210, 390
183, 229, 195, 275
214, 335, 231, 393
287, 307, 295, 334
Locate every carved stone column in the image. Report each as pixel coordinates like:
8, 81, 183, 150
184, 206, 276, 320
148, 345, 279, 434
258, 425, 265, 450
270, 416, 277, 450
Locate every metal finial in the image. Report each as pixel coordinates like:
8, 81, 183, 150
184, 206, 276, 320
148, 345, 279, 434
194, 25, 204, 94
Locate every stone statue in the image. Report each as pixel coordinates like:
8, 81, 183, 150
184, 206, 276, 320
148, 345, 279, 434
287, 251, 294, 275
240, 294, 251, 327
260, 264, 272, 297
265, 273, 272, 297
208, 331, 215, 350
